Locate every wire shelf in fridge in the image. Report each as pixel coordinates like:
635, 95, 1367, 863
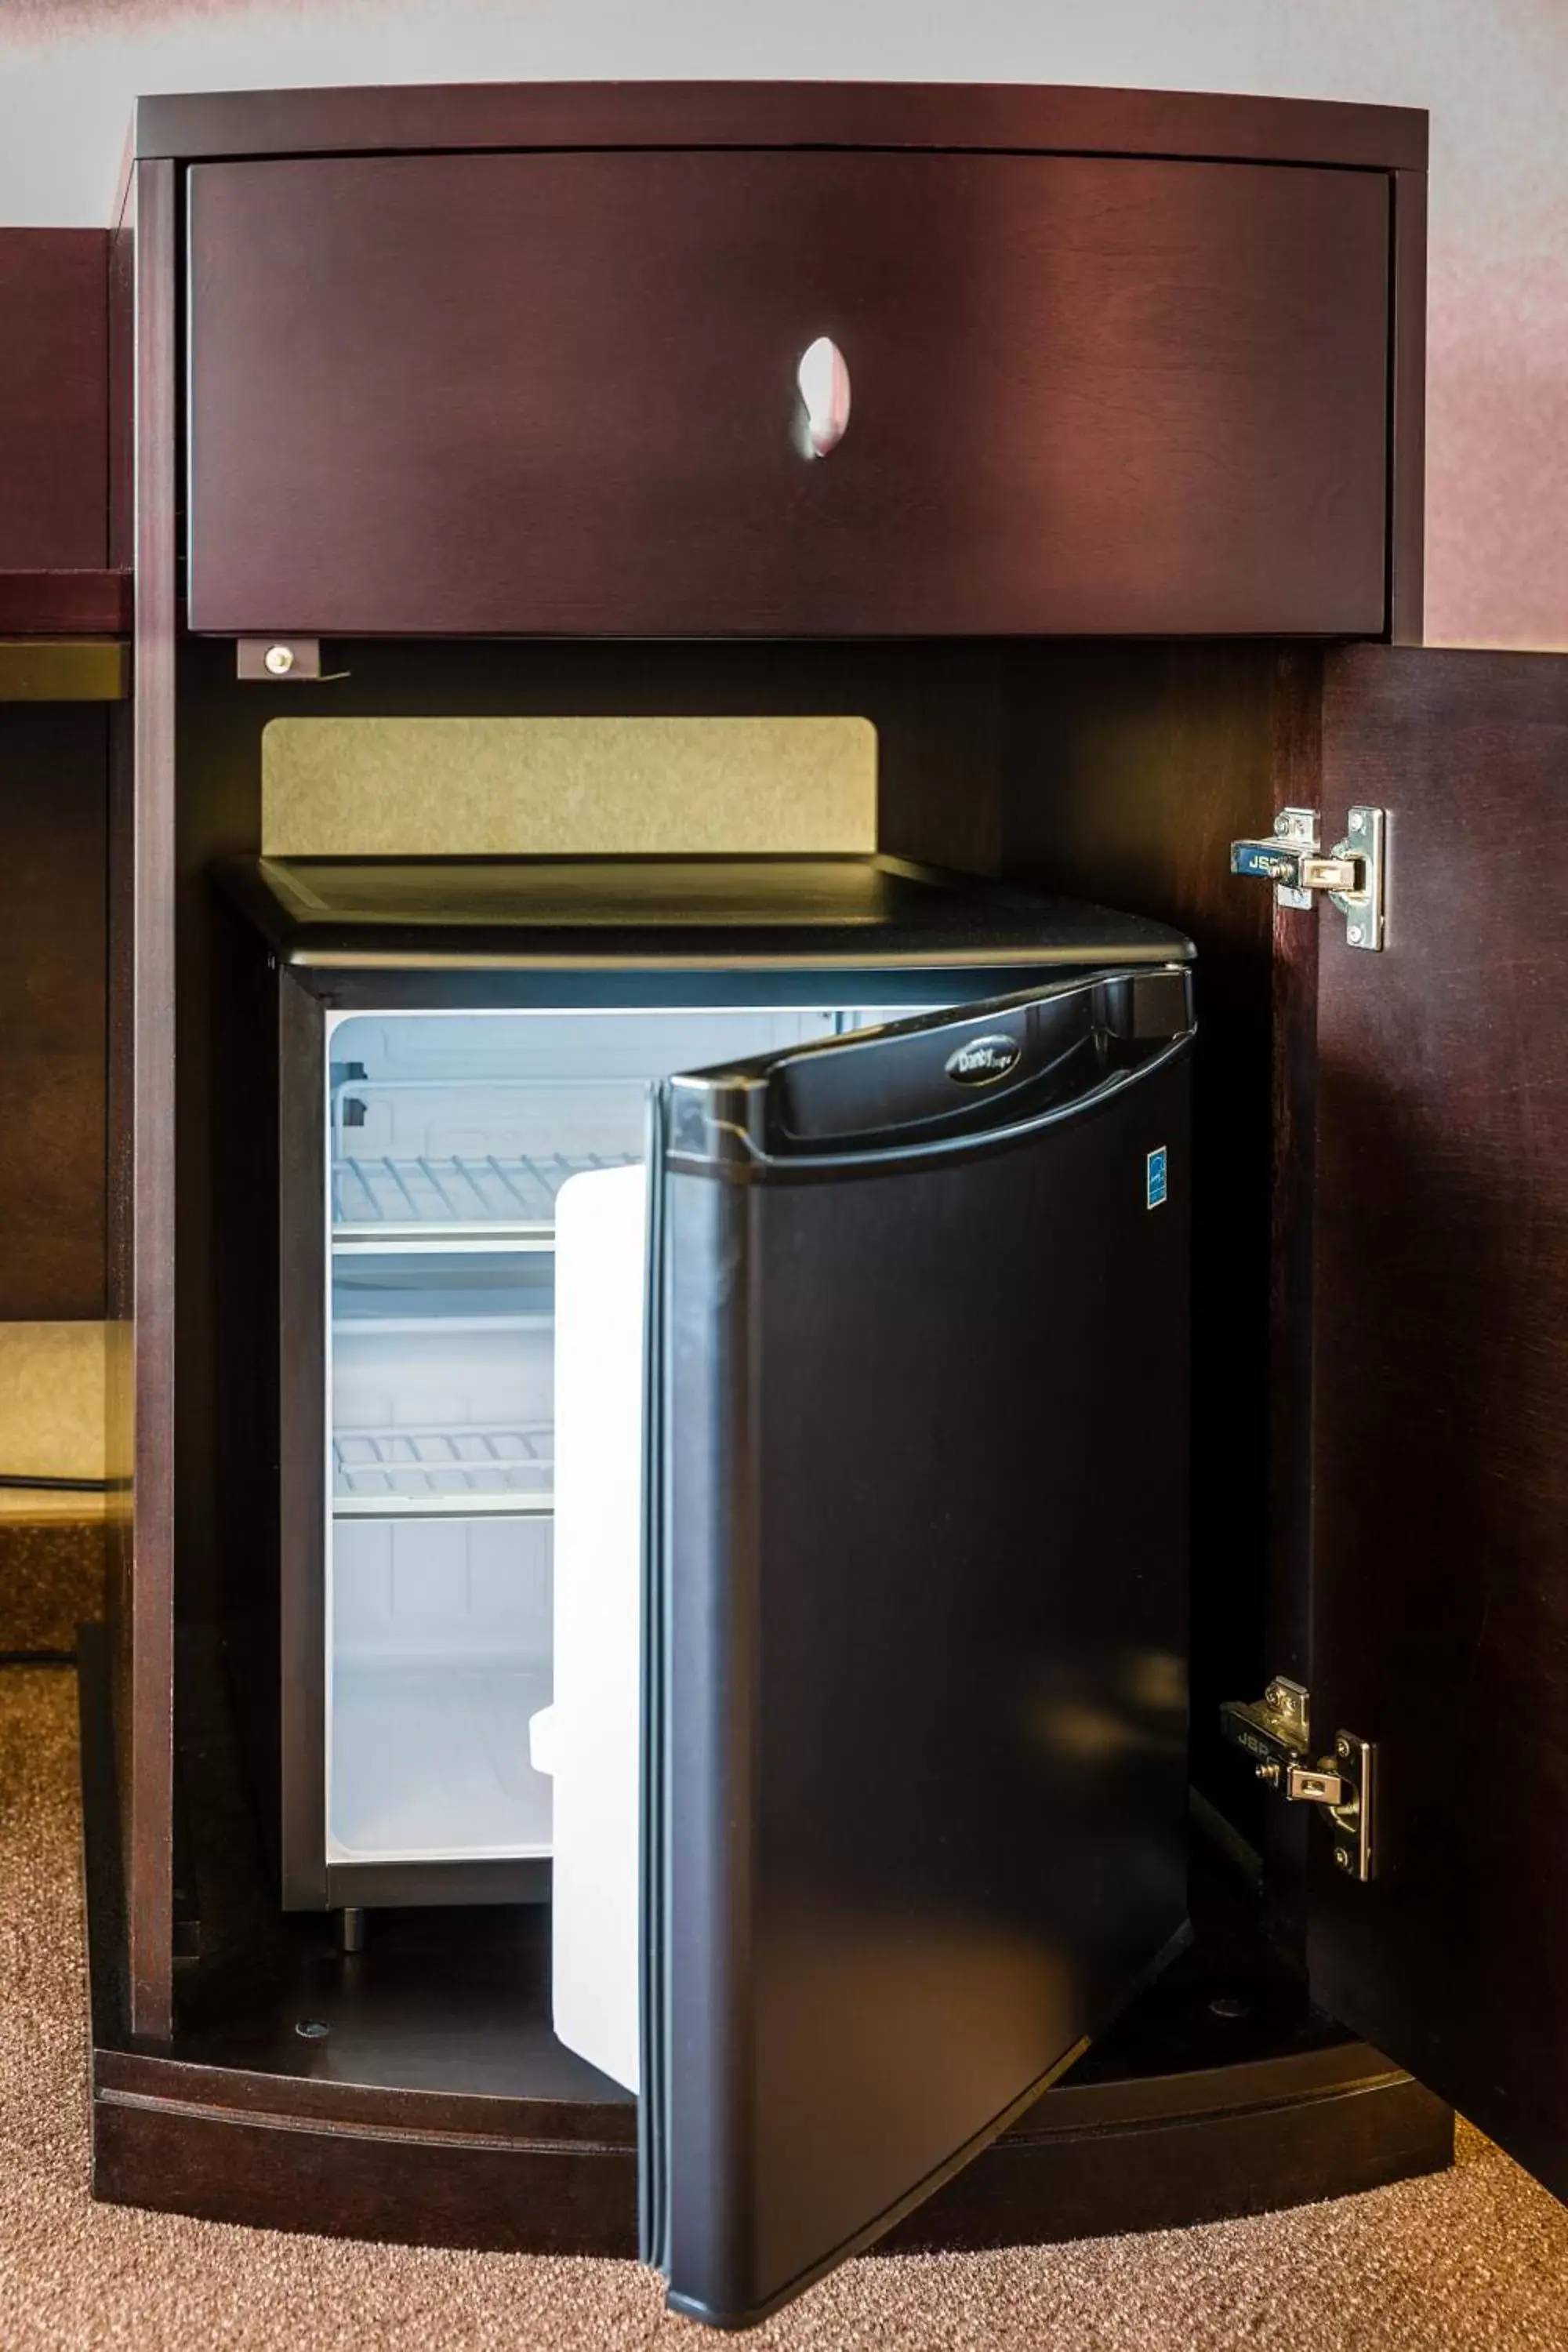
332, 1421, 554, 1515
331, 1149, 638, 1241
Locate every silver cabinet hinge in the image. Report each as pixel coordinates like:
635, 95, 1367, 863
1221, 1675, 1376, 1880
1230, 806, 1385, 949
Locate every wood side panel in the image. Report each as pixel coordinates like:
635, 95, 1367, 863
990, 642, 1301, 1815
0, 573, 130, 635
0, 234, 116, 1320
165, 650, 284, 1902
0, 705, 107, 1317
135, 79, 1428, 172
109, 160, 179, 2044
0, 230, 107, 572
104, 187, 136, 2044
1258, 666, 1325, 1941
190, 913, 285, 1965
1308, 646, 1568, 2197
1388, 172, 1428, 647
1266, 672, 1324, 1689
187, 152, 1389, 641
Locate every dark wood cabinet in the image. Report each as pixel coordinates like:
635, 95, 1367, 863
0, 230, 122, 1323
89, 75, 1565, 2328
1305, 646, 1568, 2196
187, 149, 1391, 640
0, 230, 108, 576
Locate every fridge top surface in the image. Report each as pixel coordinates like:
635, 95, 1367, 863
219, 855, 1194, 971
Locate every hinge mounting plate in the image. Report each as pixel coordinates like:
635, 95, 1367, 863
1230, 806, 1386, 950
1221, 1676, 1376, 1880
235, 637, 350, 684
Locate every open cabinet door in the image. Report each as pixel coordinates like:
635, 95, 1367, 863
1305, 647, 1568, 2198
641, 965, 1196, 2325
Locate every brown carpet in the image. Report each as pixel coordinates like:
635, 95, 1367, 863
0, 1522, 105, 1654
2, 1667, 1563, 2351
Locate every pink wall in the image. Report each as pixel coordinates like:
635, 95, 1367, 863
1, 0, 1563, 648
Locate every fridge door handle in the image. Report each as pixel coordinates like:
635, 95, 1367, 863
666, 964, 1193, 1176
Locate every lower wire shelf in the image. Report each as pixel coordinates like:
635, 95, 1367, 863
332, 1421, 554, 1513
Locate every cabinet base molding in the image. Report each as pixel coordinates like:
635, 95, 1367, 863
89, 2053, 1452, 2259
81, 1628, 1453, 2256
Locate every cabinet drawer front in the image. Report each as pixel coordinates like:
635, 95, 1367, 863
187, 151, 1389, 638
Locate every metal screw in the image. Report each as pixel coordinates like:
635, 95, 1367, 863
1347, 926, 1364, 946
1350, 811, 1365, 832
263, 643, 296, 676
1333, 1846, 1353, 1873
295, 2018, 330, 2040
1255, 1762, 1281, 1787
1335, 1736, 1352, 1760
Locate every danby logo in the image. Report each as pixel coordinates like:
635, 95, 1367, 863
944, 1033, 1023, 1086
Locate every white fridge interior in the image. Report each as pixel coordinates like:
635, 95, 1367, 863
324, 1005, 913, 1885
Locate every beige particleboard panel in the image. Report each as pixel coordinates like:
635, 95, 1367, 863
262, 715, 877, 857
0, 1319, 106, 1519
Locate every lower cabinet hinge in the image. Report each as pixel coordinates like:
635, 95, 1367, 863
1221, 1675, 1376, 1881
1229, 806, 1386, 949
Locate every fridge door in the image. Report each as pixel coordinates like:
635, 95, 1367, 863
1300, 647, 1568, 2202
643, 964, 1196, 2325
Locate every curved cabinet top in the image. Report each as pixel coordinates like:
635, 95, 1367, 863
135, 78, 1427, 171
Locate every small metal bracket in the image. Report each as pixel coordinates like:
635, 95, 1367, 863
1221, 1677, 1376, 1881
1230, 806, 1385, 949
235, 637, 348, 683
1221, 1674, 1314, 1769
1322, 1728, 1375, 1883
1327, 804, 1386, 952
1230, 809, 1340, 911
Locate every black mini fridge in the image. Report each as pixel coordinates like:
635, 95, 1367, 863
222, 851, 1196, 2325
